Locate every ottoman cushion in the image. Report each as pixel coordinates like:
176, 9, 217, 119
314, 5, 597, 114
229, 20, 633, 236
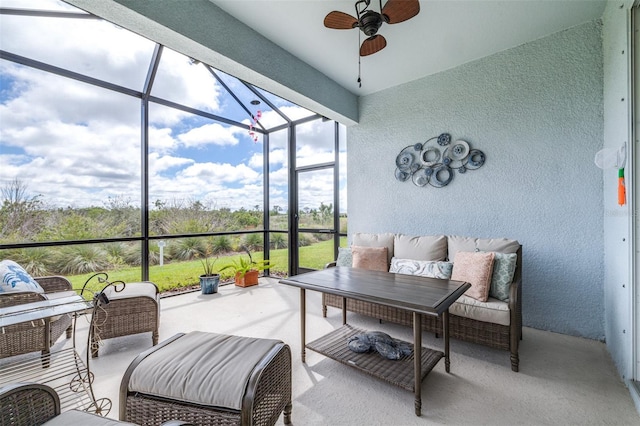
127, 331, 282, 410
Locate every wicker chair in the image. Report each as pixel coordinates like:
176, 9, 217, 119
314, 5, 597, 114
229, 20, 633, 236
90, 281, 160, 358
0, 276, 73, 360
0, 382, 192, 426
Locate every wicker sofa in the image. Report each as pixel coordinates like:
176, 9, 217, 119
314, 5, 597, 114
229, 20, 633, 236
322, 233, 523, 371
0, 276, 74, 360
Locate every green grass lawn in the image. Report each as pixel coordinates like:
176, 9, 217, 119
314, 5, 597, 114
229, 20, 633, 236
68, 237, 347, 295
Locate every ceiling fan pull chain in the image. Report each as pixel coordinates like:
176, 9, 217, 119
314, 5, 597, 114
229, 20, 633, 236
357, 31, 362, 88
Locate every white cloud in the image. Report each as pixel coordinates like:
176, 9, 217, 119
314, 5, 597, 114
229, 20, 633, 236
177, 123, 241, 148
0, 3, 345, 214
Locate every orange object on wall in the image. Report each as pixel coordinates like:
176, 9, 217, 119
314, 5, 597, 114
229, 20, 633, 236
618, 168, 626, 206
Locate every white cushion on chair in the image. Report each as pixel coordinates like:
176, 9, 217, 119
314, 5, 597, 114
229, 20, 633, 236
102, 281, 158, 300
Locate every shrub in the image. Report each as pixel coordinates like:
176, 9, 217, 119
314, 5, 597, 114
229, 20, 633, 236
243, 233, 263, 252
54, 245, 110, 275
169, 237, 206, 261
270, 233, 287, 249
211, 235, 232, 254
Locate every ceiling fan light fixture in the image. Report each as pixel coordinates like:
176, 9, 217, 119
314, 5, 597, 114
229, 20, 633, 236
359, 10, 383, 36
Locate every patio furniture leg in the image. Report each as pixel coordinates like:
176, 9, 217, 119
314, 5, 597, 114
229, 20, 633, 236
284, 401, 292, 424
444, 310, 450, 373
413, 311, 422, 416
300, 288, 306, 363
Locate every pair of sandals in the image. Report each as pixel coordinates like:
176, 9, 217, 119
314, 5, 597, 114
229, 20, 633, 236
347, 331, 412, 360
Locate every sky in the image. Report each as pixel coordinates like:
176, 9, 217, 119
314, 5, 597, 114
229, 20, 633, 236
0, 0, 347, 214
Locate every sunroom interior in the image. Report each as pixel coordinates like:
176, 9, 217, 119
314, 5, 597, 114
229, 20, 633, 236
2, 0, 640, 423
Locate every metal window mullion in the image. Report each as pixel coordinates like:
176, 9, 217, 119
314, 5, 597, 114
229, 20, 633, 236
288, 124, 297, 276
147, 95, 258, 133
242, 83, 291, 125
0, 50, 142, 98
263, 132, 270, 275
333, 121, 341, 259
140, 44, 162, 281
207, 67, 260, 128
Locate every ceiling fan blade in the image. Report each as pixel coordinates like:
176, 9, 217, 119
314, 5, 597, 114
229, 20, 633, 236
382, 0, 420, 24
324, 11, 358, 29
360, 35, 387, 56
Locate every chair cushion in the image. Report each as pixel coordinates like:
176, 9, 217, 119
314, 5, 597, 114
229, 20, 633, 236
103, 281, 158, 300
352, 246, 388, 272
43, 409, 137, 425
450, 295, 511, 326
393, 234, 447, 261
451, 251, 495, 302
0, 260, 44, 293
389, 257, 453, 279
352, 233, 395, 263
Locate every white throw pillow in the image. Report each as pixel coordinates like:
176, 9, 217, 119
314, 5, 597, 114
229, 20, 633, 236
0, 259, 44, 293
389, 257, 453, 279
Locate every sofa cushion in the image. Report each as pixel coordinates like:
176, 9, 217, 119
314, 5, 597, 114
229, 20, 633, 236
336, 247, 353, 267
447, 236, 519, 260
451, 251, 495, 302
450, 295, 510, 326
0, 260, 44, 293
389, 257, 453, 279
488, 252, 517, 301
352, 246, 389, 272
353, 233, 395, 263
393, 234, 447, 261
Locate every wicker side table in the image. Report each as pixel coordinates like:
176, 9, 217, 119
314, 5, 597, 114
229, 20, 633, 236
120, 331, 292, 426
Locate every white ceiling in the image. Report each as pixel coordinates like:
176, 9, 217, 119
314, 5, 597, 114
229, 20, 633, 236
211, 0, 607, 96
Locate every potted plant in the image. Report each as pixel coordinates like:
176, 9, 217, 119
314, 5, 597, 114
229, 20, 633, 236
198, 252, 220, 294
220, 249, 273, 288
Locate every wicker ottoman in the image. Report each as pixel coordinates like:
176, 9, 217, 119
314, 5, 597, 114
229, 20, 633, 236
119, 331, 292, 426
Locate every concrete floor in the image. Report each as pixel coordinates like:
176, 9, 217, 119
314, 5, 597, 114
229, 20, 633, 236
37, 278, 640, 424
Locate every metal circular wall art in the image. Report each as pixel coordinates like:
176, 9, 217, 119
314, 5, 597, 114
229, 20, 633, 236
394, 133, 486, 188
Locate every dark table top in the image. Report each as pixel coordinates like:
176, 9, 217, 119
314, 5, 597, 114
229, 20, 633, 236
280, 267, 470, 316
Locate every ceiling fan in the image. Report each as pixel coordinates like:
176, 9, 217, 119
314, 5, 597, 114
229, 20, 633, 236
324, 0, 420, 57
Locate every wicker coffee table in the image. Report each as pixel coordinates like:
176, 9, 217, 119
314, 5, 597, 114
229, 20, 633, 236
280, 267, 469, 416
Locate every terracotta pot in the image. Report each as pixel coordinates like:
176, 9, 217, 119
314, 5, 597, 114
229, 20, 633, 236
235, 270, 259, 287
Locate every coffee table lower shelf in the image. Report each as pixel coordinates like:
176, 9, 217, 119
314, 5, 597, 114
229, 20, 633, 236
306, 324, 443, 391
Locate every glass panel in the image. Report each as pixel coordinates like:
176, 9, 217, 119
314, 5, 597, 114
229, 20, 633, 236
0, 11, 155, 90
214, 69, 287, 129
148, 236, 219, 292
298, 231, 334, 271
296, 119, 335, 168
147, 102, 264, 235
151, 48, 224, 115
269, 128, 289, 230
269, 232, 288, 278
1, 0, 79, 11
339, 123, 348, 234
0, 242, 142, 292
298, 168, 334, 230
255, 87, 317, 122
0, 62, 142, 243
